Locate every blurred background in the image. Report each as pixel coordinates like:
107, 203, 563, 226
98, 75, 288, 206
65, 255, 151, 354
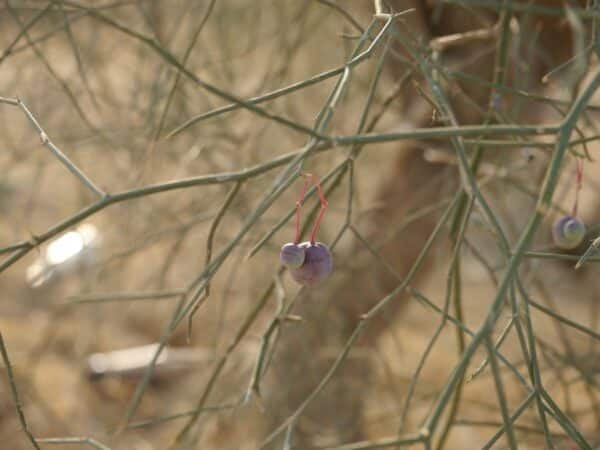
0, 1, 599, 449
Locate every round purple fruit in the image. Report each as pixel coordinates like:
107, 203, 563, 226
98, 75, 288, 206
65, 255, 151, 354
552, 215, 586, 250
289, 241, 333, 287
280, 242, 306, 269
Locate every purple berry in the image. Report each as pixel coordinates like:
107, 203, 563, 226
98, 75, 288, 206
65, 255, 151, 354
552, 215, 585, 250
289, 241, 333, 287
280, 243, 305, 269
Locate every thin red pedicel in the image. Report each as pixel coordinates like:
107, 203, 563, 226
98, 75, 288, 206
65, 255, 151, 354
571, 158, 584, 217
294, 173, 328, 245
294, 176, 311, 244
283, 173, 333, 286
552, 157, 586, 250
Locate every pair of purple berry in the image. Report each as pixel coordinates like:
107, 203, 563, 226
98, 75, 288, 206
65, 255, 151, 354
279, 174, 333, 287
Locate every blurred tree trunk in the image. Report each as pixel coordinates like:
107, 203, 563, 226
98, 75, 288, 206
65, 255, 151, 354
262, 1, 579, 447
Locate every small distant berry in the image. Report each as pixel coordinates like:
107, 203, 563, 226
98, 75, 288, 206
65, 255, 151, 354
552, 215, 586, 250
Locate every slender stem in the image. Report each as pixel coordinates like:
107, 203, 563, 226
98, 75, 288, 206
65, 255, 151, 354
485, 334, 518, 449
35, 437, 109, 450
187, 181, 242, 340
0, 97, 106, 198
0, 333, 41, 450
571, 157, 584, 216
